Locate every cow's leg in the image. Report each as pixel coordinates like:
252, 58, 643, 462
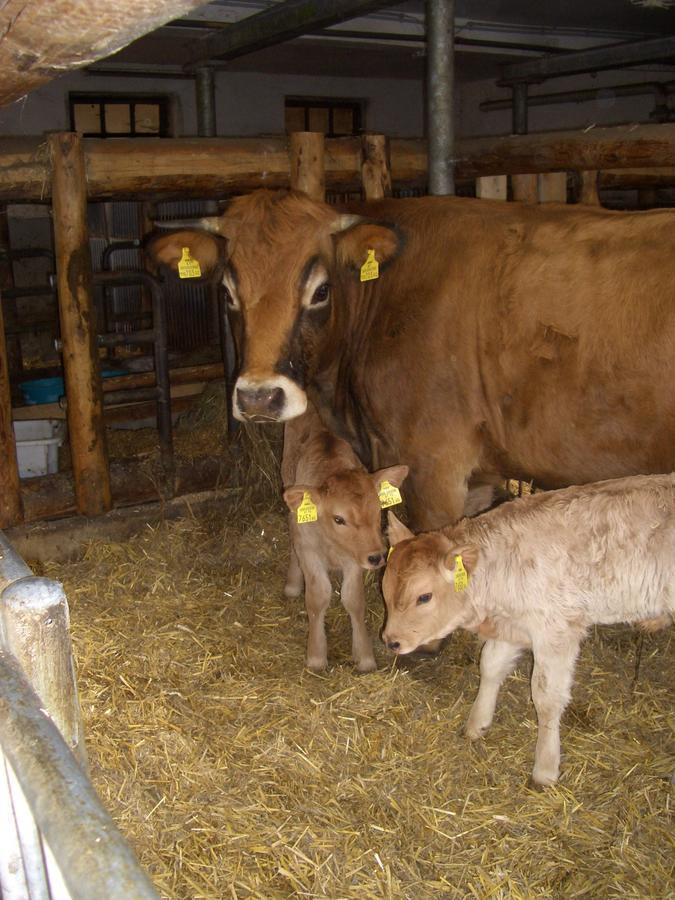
303, 563, 332, 671
284, 541, 304, 598
466, 639, 525, 739
530, 638, 581, 787
404, 462, 471, 531
340, 564, 377, 673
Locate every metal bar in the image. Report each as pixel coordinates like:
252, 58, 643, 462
184, 0, 398, 67
0, 649, 159, 900
151, 278, 175, 493
426, 0, 455, 195
512, 81, 528, 135
482, 80, 675, 112
195, 66, 217, 136
500, 35, 675, 84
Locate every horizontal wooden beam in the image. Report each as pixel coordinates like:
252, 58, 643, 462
1, 125, 674, 201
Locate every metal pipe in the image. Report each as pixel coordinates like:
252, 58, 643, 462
512, 81, 529, 135
426, 0, 455, 195
0, 649, 159, 900
482, 80, 675, 112
195, 66, 216, 137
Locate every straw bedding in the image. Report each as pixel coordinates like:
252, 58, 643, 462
38, 423, 673, 899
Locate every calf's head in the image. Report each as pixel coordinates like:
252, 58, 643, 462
382, 513, 479, 654
147, 189, 401, 423
284, 465, 408, 569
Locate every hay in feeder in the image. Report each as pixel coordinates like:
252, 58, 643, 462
38, 495, 673, 899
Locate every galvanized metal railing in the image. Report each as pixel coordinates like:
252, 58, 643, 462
0, 531, 158, 900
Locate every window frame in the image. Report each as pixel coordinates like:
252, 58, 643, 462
69, 93, 171, 138
284, 97, 363, 137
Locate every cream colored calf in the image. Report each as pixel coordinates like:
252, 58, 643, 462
382, 474, 674, 786
283, 404, 407, 672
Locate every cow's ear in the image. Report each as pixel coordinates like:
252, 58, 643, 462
334, 222, 401, 276
283, 485, 314, 512
145, 229, 227, 277
373, 464, 409, 491
440, 544, 480, 583
387, 511, 414, 546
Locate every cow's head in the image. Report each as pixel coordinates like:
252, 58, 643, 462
381, 513, 480, 654
284, 464, 408, 570
147, 189, 401, 423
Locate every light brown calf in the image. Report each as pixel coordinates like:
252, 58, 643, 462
382, 474, 674, 786
283, 404, 407, 672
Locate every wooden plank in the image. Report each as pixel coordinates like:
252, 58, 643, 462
476, 175, 507, 200
49, 132, 111, 517
361, 133, 392, 200
0, 291, 23, 527
289, 132, 325, 201
538, 171, 567, 203
0, 0, 206, 107
511, 173, 538, 203
580, 170, 600, 205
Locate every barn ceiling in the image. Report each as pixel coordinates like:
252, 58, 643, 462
88, 0, 675, 85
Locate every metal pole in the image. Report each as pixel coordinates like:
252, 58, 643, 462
512, 82, 529, 135
426, 0, 455, 195
195, 66, 216, 137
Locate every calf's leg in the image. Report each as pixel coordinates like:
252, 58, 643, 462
302, 561, 332, 671
284, 541, 304, 598
340, 564, 377, 673
530, 638, 581, 787
466, 639, 525, 739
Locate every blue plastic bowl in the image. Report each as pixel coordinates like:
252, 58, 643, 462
20, 370, 122, 405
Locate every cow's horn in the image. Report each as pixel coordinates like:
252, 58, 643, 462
330, 214, 363, 234
153, 216, 226, 235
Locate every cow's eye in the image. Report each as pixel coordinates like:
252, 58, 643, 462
333, 515, 346, 525
311, 282, 330, 305
417, 592, 432, 605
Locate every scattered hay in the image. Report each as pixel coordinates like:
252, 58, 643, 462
39, 503, 674, 899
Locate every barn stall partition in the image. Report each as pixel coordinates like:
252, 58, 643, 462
0, 529, 157, 898
1, 123, 675, 531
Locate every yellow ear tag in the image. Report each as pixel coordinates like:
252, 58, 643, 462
297, 491, 318, 524
360, 248, 379, 283
177, 246, 202, 279
387, 546, 394, 561
378, 480, 402, 509
454, 555, 469, 593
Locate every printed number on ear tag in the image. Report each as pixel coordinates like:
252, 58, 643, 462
360, 248, 379, 283
178, 247, 202, 279
378, 480, 402, 509
297, 491, 318, 524
454, 555, 469, 593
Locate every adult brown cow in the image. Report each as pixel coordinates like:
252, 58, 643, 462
148, 189, 675, 530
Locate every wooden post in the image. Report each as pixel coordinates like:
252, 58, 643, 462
0, 207, 23, 385
511, 173, 538, 203
289, 132, 325, 201
538, 171, 567, 202
49, 132, 111, 517
579, 170, 600, 205
360, 133, 392, 200
0, 290, 23, 528
476, 175, 507, 200
1, 574, 87, 769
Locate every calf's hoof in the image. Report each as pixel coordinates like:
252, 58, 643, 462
465, 722, 487, 741
530, 768, 559, 789
284, 583, 303, 598
305, 655, 328, 672
355, 656, 378, 674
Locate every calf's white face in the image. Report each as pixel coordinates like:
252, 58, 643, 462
382, 513, 479, 653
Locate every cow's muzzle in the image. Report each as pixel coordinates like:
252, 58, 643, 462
236, 386, 285, 421
233, 374, 308, 422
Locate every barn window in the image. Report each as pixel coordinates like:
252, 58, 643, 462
69, 94, 170, 138
284, 98, 362, 136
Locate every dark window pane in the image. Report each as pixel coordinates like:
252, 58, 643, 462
73, 103, 101, 134
285, 106, 306, 133
135, 104, 160, 134
308, 107, 329, 133
105, 104, 131, 134
332, 106, 354, 135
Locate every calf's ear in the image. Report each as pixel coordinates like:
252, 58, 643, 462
387, 511, 414, 546
373, 464, 409, 490
283, 485, 315, 512
334, 222, 401, 275
145, 229, 227, 277
440, 544, 480, 583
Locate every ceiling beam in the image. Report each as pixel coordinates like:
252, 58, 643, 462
500, 35, 675, 84
183, 0, 401, 69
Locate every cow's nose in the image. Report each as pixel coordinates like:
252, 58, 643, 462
367, 552, 384, 567
236, 386, 285, 421
387, 640, 401, 652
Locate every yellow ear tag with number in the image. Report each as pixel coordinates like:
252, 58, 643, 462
297, 491, 318, 524
378, 480, 402, 509
178, 247, 202, 279
360, 248, 379, 283
454, 555, 469, 593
